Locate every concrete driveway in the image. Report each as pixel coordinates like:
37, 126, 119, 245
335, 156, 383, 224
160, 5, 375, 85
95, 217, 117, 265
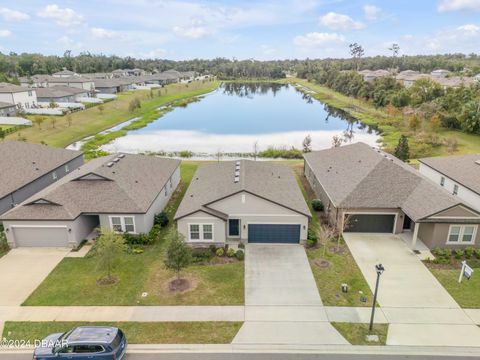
233, 244, 348, 345
343, 233, 458, 309
0, 248, 69, 305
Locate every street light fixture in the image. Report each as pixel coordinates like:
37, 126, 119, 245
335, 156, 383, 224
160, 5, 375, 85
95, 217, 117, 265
369, 263, 385, 332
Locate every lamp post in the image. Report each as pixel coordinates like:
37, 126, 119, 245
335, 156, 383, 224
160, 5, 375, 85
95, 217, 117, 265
369, 263, 385, 332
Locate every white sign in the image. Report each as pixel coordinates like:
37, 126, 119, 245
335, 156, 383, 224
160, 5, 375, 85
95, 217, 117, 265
459, 261, 474, 283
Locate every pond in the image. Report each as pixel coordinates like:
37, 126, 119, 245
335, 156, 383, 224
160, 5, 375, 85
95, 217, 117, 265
102, 83, 380, 158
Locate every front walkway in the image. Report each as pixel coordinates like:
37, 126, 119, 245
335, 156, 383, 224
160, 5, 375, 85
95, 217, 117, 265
343, 233, 480, 347
233, 244, 348, 345
0, 248, 69, 305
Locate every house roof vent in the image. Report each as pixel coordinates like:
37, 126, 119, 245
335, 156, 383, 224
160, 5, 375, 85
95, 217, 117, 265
475, 160, 480, 166
234, 176, 240, 183
235, 170, 240, 177
118, 153, 125, 158
106, 162, 114, 167
236, 161, 241, 166
113, 158, 120, 162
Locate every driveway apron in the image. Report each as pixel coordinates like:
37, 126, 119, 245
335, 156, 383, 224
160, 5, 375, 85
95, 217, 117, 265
233, 244, 348, 345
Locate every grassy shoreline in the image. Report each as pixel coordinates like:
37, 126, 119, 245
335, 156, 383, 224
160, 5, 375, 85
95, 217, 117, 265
7, 80, 219, 148
289, 78, 480, 158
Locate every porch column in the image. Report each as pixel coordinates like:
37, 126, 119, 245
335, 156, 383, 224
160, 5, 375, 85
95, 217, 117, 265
411, 222, 419, 249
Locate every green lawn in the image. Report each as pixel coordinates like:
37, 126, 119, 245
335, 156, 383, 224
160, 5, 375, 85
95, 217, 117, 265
3, 321, 242, 344
292, 164, 374, 307
332, 323, 388, 345
426, 263, 480, 308
7, 80, 219, 148
291, 78, 480, 159
23, 162, 245, 306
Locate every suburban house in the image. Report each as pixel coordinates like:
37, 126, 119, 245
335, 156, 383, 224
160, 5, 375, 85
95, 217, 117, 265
419, 154, 480, 211
175, 160, 311, 245
46, 77, 95, 92
358, 69, 391, 82
0, 141, 83, 216
19, 75, 50, 88
430, 69, 451, 77
35, 86, 89, 103
304, 143, 480, 249
93, 79, 120, 94
0, 101, 17, 117
0, 83, 38, 110
52, 69, 79, 78
1, 154, 180, 248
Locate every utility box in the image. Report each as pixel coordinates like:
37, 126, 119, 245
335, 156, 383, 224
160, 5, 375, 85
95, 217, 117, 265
341, 283, 348, 293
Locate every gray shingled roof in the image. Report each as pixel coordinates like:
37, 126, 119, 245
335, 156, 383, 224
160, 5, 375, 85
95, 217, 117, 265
304, 142, 470, 221
36, 86, 87, 98
0, 83, 32, 93
0, 141, 82, 199
1, 154, 180, 220
420, 153, 480, 195
0, 101, 15, 108
175, 160, 311, 220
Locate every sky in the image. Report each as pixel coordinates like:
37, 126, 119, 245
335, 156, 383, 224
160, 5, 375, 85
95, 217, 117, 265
0, 0, 479, 60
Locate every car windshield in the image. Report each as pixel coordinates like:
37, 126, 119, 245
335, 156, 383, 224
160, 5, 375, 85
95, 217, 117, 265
110, 329, 123, 349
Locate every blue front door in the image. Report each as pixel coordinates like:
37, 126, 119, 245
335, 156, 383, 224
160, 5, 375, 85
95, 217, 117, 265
248, 224, 300, 244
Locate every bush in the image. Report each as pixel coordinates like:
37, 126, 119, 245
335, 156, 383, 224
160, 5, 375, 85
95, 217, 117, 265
149, 224, 161, 242
475, 249, 480, 259
123, 232, 152, 245
307, 239, 316, 248
216, 248, 225, 257
227, 248, 235, 257
238, 242, 245, 249
311, 199, 324, 211
154, 212, 169, 227
192, 248, 214, 263
209, 244, 217, 253
132, 248, 144, 254
235, 249, 245, 260
307, 228, 318, 246
464, 247, 474, 259
454, 249, 464, 259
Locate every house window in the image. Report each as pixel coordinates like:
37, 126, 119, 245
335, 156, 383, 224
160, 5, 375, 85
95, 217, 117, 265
28, 91, 32, 96
440, 177, 445, 186
189, 224, 214, 241
111, 217, 123, 232
164, 187, 167, 196
203, 224, 213, 240
229, 219, 240, 237
189, 224, 200, 240
453, 184, 459, 195
169, 178, 172, 189
52, 171, 58, 180
447, 225, 477, 244
124, 217, 135, 233
65, 164, 70, 173
110, 216, 136, 233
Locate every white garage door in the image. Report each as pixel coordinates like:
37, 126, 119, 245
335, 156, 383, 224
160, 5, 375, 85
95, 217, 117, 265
12, 227, 69, 247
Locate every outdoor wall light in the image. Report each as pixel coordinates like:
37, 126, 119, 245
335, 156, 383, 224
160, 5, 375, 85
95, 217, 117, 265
68, 228, 72, 233
243, 225, 246, 229
5, 228, 9, 233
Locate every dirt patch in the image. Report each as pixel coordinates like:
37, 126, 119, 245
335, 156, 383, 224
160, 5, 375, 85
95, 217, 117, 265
314, 259, 332, 268
97, 276, 118, 286
329, 246, 346, 254
164, 276, 198, 293
210, 256, 238, 265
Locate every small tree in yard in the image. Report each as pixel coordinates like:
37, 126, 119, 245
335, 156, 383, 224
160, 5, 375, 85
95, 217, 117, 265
96, 228, 126, 284
0, 127, 4, 141
33, 116, 45, 129
332, 134, 343, 148
302, 134, 312, 153
98, 104, 105, 114
128, 98, 141, 112
66, 115, 73, 127
164, 229, 192, 280
394, 135, 410, 161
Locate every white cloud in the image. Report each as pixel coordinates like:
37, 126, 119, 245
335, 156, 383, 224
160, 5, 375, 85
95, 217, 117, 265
0, 8, 30, 21
0, 30, 12, 37
173, 25, 210, 39
138, 48, 167, 59
56, 35, 83, 50
438, 0, 480, 12
456, 24, 480, 34
363, 5, 381, 20
38, 4, 84, 27
319, 12, 365, 30
294, 32, 345, 47
90, 27, 118, 39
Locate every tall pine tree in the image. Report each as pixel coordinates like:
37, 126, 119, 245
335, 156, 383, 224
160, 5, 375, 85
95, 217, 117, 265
394, 135, 410, 161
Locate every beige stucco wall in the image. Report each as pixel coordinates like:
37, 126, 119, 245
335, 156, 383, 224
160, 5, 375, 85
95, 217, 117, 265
177, 211, 226, 244
208, 191, 309, 241
419, 222, 480, 249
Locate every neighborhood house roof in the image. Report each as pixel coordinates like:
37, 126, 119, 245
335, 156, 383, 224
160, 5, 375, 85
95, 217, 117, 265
420, 153, 480, 196
175, 160, 311, 220
304, 142, 470, 221
53, 70, 77, 76
35, 86, 87, 99
0, 141, 82, 200
0, 83, 32, 93
0, 101, 16, 108
1, 154, 180, 221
